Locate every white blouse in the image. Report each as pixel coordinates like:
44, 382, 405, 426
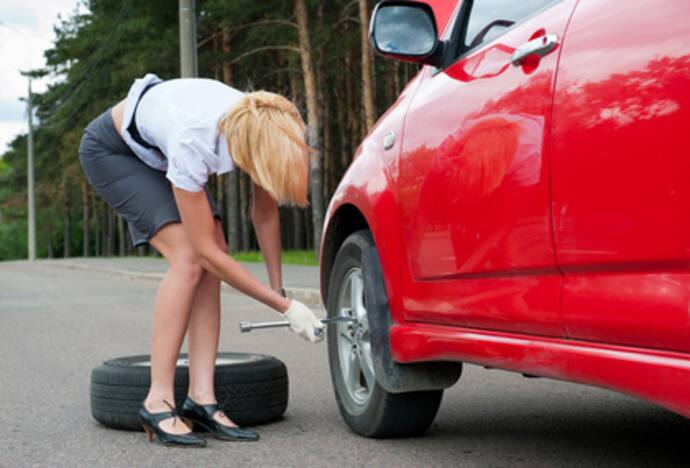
120, 73, 245, 192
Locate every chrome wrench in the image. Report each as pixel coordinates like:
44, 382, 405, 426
239, 316, 357, 338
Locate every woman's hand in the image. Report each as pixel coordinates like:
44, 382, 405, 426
279, 300, 325, 343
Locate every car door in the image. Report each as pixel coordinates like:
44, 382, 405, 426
550, 0, 690, 352
398, 0, 578, 336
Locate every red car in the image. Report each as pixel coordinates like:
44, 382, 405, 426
319, 0, 690, 437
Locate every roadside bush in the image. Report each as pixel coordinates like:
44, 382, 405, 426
0, 220, 27, 261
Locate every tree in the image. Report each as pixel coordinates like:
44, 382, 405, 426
0, 0, 416, 260
359, 0, 375, 133
295, 0, 323, 251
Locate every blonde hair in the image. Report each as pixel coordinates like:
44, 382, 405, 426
219, 91, 309, 207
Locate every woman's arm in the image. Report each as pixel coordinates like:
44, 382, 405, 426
251, 182, 283, 292
173, 187, 290, 313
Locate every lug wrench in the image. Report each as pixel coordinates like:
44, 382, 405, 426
239, 316, 357, 338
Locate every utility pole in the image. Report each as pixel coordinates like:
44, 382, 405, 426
1, 21, 36, 260
178, 0, 198, 78
27, 75, 36, 260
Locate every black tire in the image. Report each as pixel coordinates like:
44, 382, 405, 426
90, 352, 288, 431
327, 230, 443, 438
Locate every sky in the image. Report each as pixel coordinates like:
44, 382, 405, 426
0, 0, 80, 154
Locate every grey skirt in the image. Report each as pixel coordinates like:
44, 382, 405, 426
78, 109, 221, 247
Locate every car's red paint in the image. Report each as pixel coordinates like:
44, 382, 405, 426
321, 0, 690, 418
549, 0, 690, 352
321, 70, 426, 325
389, 323, 690, 418
426, 0, 459, 36
398, 0, 578, 336
561, 271, 690, 353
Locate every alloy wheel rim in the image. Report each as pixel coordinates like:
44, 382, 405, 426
336, 267, 375, 405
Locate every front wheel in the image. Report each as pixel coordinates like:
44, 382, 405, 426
327, 230, 443, 438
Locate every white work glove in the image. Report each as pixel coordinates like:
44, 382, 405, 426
279, 300, 325, 343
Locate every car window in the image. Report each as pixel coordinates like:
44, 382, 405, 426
460, 0, 556, 54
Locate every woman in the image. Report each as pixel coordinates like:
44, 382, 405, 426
79, 73, 325, 447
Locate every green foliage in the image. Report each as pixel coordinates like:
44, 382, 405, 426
0, 0, 412, 260
232, 250, 318, 266
0, 220, 27, 261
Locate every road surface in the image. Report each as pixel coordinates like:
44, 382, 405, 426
1, 260, 689, 467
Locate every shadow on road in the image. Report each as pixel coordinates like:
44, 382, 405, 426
403, 396, 690, 466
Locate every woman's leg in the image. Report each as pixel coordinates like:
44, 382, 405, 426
186, 221, 240, 426
144, 222, 205, 434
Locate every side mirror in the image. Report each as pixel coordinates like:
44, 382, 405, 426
369, 1, 443, 67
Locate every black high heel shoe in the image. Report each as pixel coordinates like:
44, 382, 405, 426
139, 400, 207, 447
181, 396, 260, 441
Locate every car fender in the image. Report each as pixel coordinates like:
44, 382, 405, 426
320, 67, 429, 322
319, 69, 463, 392
320, 133, 403, 324
362, 238, 463, 393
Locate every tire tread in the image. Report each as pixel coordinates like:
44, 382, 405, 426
327, 230, 444, 438
89, 353, 288, 431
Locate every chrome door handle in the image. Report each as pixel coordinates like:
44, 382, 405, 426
383, 131, 396, 150
511, 34, 559, 66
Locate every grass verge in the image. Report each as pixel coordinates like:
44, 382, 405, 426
231, 250, 318, 266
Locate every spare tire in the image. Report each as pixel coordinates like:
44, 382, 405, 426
90, 352, 288, 431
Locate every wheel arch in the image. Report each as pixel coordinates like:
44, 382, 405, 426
321, 204, 463, 394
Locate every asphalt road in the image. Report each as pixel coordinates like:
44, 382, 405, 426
2, 260, 689, 468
